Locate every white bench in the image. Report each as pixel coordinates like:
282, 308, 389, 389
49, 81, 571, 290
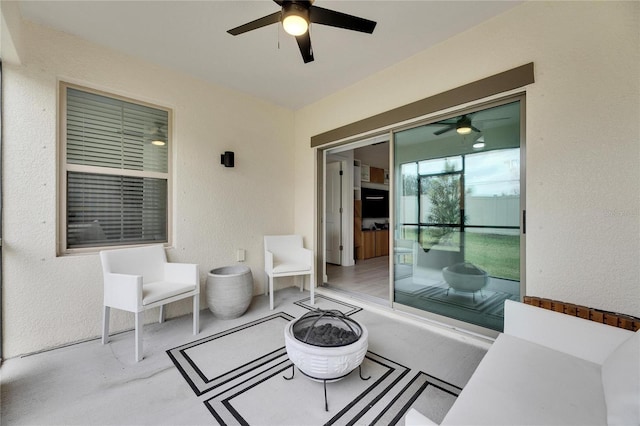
407, 299, 639, 425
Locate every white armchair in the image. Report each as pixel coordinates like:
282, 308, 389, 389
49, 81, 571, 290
100, 244, 200, 362
264, 235, 314, 310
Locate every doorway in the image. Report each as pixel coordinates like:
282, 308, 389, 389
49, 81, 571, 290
323, 137, 390, 303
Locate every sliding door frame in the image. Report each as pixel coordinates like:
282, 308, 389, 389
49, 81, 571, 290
0, 61, 4, 360
389, 94, 526, 337
314, 64, 532, 337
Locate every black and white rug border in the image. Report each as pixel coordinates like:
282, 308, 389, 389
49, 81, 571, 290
167, 312, 294, 396
203, 350, 411, 426
167, 299, 463, 425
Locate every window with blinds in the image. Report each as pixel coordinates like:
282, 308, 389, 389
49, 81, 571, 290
60, 84, 170, 252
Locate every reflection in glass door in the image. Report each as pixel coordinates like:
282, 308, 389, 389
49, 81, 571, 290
393, 100, 523, 332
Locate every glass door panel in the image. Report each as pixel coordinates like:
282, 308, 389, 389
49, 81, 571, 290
393, 100, 523, 332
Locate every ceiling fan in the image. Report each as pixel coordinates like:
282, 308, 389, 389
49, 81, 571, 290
432, 113, 508, 136
227, 0, 377, 63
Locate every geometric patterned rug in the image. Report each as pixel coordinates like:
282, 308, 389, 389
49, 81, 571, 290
167, 296, 462, 425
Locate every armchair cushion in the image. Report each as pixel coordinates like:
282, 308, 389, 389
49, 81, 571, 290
272, 261, 311, 275
143, 281, 197, 305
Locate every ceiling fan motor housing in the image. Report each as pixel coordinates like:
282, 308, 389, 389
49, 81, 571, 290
282, 2, 310, 35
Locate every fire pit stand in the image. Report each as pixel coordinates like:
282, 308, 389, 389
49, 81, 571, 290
283, 309, 370, 411
283, 362, 370, 411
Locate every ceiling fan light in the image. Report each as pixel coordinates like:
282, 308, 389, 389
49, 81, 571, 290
456, 116, 473, 134
282, 4, 309, 36
151, 140, 166, 146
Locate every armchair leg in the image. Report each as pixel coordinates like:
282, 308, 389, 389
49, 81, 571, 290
135, 312, 143, 362
102, 306, 110, 344
269, 276, 274, 310
159, 305, 165, 324
264, 272, 269, 296
299, 275, 303, 292
193, 294, 200, 335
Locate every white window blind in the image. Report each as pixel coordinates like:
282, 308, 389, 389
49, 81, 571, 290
63, 85, 170, 250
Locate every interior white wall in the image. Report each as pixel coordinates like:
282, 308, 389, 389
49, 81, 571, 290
1, 17, 295, 357
294, 1, 640, 317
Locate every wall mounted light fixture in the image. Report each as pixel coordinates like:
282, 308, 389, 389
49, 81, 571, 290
221, 151, 235, 168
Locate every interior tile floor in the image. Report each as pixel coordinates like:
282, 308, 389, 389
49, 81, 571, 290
0, 287, 490, 425
325, 256, 390, 301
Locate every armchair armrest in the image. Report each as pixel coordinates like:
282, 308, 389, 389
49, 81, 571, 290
504, 299, 633, 364
286, 247, 313, 268
164, 262, 199, 288
103, 273, 143, 312
302, 247, 314, 273
265, 250, 274, 273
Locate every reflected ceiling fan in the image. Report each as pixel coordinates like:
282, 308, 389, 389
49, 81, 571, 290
433, 113, 508, 136
227, 0, 377, 63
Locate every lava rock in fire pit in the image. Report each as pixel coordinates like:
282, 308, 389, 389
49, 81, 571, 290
294, 323, 359, 346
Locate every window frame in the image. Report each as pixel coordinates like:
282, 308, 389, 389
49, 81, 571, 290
57, 82, 173, 256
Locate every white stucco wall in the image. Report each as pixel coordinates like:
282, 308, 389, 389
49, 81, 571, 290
2, 18, 295, 357
294, 2, 640, 317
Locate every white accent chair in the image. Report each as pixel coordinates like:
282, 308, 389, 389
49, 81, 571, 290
100, 245, 200, 362
264, 235, 314, 310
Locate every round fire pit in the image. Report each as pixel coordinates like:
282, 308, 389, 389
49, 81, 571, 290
284, 309, 368, 380
284, 309, 370, 411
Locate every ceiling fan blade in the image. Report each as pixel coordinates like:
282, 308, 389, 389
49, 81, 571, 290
309, 6, 376, 33
227, 11, 281, 36
296, 32, 314, 63
471, 125, 482, 133
434, 125, 454, 136
473, 117, 509, 123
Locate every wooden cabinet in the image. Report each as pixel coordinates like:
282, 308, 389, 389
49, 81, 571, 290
375, 230, 389, 257
370, 167, 385, 184
354, 200, 362, 259
358, 229, 389, 260
353, 163, 389, 260
361, 231, 376, 259
359, 163, 385, 184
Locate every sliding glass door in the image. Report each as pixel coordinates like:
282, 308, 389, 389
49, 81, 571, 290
393, 99, 524, 332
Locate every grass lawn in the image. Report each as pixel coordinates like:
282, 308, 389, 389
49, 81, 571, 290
402, 228, 520, 281
464, 233, 520, 281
